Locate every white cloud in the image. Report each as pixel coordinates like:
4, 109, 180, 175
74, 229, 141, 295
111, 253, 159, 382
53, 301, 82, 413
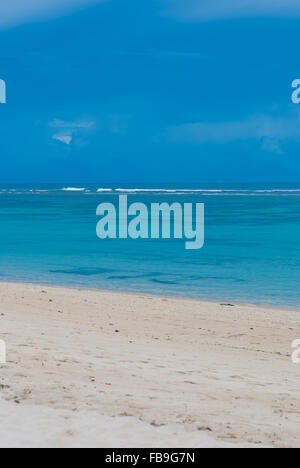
0, 0, 107, 28
162, 0, 300, 21
49, 119, 94, 129
165, 111, 300, 153
52, 134, 72, 145
49, 119, 94, 145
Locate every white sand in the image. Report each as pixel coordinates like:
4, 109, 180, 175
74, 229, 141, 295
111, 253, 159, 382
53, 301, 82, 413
0, 399, 251, 448
0, 282, 299, 448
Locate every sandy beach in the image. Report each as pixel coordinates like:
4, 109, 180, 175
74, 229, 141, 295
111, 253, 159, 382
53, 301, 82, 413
0, 281, 299, 448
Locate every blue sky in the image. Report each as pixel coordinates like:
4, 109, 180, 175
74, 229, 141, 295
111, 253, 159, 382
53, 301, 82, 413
1, 0, 300, 183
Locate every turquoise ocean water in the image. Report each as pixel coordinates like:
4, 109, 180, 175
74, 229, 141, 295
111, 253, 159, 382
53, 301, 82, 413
0, 183, 300, 307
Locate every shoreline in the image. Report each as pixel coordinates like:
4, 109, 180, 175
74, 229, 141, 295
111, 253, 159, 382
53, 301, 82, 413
0, 281, 299, 447
0, 279, 299, 312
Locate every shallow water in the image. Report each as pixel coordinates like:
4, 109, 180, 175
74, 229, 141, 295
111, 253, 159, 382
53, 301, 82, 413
0, 183, 299, 306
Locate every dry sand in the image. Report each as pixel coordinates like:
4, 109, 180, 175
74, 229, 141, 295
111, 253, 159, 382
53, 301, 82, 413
0, 281, 299, 448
